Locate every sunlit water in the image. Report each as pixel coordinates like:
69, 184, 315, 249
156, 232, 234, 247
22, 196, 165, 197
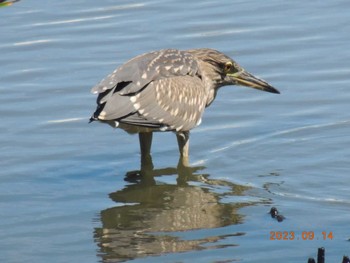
1, 0, 350, 262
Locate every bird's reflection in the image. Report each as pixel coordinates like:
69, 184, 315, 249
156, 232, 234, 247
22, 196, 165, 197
94, 156, 256, 262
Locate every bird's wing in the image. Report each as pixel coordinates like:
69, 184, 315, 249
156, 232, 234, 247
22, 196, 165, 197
91, 49, 201, 98
102, 75, 207, 131
91, 49, 203, 124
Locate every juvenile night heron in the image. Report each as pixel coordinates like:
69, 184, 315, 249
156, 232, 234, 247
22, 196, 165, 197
90, 48, 279, 164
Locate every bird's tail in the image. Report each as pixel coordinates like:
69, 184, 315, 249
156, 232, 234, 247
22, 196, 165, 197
89, 103, 106, 123
89, 116, 97, 123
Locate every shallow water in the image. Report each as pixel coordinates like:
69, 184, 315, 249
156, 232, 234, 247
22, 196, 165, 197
1, 0, 350, 262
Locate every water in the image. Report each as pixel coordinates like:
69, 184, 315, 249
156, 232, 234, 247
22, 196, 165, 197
1, 0, 350, 262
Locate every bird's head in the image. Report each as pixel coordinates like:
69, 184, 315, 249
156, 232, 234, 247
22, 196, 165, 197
188, 48, 280, 94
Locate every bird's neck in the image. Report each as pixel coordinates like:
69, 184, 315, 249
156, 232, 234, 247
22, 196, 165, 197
200, 73, 221, 107
196, 60, 223, 107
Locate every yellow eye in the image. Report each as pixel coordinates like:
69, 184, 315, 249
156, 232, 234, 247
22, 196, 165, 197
224, 62, 233, 72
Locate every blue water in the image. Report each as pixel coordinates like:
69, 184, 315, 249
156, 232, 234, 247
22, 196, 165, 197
1, 0, 350, 262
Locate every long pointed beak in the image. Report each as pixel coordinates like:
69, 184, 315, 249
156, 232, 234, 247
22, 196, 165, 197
229, 70, 280, 94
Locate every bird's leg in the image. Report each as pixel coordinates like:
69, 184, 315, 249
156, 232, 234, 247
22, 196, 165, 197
176, 131, 190, 157
139, 132, 153, 156
139, 132, 154, 171
176, 131, 190, 166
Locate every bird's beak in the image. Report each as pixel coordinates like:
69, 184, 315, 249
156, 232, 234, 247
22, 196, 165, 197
228, 70, 280, 94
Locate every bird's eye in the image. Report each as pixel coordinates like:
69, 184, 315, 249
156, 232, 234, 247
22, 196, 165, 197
224, 62, 233, 72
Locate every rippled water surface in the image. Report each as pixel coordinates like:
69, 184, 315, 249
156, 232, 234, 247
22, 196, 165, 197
1, 1, 350, 262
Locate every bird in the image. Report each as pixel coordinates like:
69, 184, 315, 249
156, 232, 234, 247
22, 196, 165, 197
90, 48, 279, 165
0, 0, 19, 7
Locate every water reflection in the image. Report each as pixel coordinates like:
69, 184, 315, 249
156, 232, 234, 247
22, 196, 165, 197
94, 157, 255, 262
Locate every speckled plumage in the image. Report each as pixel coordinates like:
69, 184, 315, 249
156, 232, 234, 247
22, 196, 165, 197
91, 49, 211, 132
90, 48, 279, 161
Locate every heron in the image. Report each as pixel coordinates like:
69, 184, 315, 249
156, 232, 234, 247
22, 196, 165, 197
90, 48, 279, 165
